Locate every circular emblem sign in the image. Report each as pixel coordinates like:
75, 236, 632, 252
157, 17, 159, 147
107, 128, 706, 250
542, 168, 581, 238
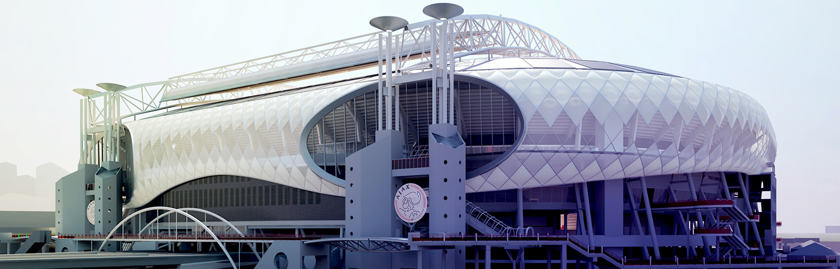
86, 200, 96, 225
394, 183, 427, 223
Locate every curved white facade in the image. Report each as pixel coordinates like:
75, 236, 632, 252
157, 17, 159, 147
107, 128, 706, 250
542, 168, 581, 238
463, 68, 775, 192
124, 81, 373, 208
124, 59, 775, 208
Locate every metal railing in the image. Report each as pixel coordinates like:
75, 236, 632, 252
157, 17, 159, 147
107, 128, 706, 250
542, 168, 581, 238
392, 157, 430, 170
465, 201, 533, 236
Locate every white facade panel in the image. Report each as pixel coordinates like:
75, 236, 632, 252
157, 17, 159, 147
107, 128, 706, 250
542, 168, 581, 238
123, 80, 372, 208
124, 64, 777, 205
464, 69, 776, 192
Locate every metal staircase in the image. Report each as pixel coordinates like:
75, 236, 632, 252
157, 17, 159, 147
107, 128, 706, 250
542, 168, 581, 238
14, 231, 50, 254
465, 201, 533, 236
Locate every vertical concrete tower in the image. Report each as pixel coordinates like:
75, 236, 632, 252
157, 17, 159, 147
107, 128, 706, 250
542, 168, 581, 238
343, 15, 411, 269
94, 161, 123, 251
421, 4, 467, 267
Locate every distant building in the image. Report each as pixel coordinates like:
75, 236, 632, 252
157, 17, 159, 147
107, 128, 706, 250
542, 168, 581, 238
0, 162, 15, 181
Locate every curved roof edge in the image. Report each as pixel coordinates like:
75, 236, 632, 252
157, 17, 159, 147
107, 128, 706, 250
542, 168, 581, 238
159, 14, 579, 102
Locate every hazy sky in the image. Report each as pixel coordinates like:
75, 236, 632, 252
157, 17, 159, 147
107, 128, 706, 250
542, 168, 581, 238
0, 0, 838, 233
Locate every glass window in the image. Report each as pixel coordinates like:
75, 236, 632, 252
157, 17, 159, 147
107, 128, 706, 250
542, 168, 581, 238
306, 79, 522, 179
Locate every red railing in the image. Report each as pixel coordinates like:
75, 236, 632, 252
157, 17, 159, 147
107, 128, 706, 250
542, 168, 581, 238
411, 233, 569, 242
651, 199, 734, 208
57, 233, 320, 241
694, 227, 732, 234
623, 255, 837, 266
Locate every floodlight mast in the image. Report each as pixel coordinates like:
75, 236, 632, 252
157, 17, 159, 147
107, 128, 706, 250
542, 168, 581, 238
369, 16, 408, 131
96, 83, 126, 164
423, 3, 463, 126
73, 82, 128, 166
74, 88, 101, 164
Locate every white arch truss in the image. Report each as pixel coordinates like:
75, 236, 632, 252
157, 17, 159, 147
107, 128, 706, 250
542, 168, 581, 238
159, 14, 580, 102
97, 206, 239, 269
137, 207, 260, 259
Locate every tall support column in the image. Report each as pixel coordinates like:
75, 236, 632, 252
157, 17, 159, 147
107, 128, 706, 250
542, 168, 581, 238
639, 177, 661, 258
580, 183, 594, 250
428, 124, 465, 268
418, 250, 423, 269
516, 187, 525, 269
574, 186, 585, 236
438, 22, 447, 124
447, 21, 455, 125
625, 180, 650, 258
561, 244, 567, 269
546, 247, 551, 269
394, 34, 401, 131
720, 172, 732, 199
738, 173, 765, 256
769, 172, 777, 255
485, 246, 491, 269
474, 247, 479, 269
377, 34, 383, 131
687, 174, 711, 255
430, 24, 437, 125
385, 30, 394, 130
79, 99, 84, 164
516, 188, 524, 228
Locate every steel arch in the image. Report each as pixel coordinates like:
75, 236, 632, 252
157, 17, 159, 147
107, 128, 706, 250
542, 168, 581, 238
97, 206, 239, 269
137, 207, 261, 259
159, 14, 580, 102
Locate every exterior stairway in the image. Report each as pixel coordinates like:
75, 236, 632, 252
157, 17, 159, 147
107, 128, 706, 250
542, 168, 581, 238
465, 201, 533, 236
15, 231, 50, 254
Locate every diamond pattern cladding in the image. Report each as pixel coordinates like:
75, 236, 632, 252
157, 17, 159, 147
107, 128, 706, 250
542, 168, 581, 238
123, 81, 371, 208
463, 69, 776, 192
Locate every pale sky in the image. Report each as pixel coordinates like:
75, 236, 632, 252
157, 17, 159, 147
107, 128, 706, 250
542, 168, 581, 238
0, 0, 838, 233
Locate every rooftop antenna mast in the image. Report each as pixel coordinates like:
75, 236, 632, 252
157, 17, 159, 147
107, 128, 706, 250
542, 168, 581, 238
370, 16, 408, 132
423, 3, 463, 125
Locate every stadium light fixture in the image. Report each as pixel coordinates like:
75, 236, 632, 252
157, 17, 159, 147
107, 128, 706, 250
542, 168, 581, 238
369, 16, 407, 131
72, 88, 101, 97
422, 3, 463, 20
369, 16, 408, 32
96, 82, 127, 92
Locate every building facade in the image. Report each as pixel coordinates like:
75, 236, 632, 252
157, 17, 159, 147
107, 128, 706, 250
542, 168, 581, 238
49, 7, 828, 269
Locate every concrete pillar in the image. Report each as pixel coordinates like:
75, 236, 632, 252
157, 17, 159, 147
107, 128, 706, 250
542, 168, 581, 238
427, 124, 466, 269
561, 244, 567, 269
516, 188, 524, 228
474, 247, 479, 269
94, 161, 123, 237
428, 124, 466, 236
516, 189, 525, 269
344, 130, 404, 268
485, 246, 491, 269
417, 250, 423, 269
592, 178, 624, 257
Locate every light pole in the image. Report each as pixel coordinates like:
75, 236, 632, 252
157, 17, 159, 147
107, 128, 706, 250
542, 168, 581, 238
369, 16, 408, 131
73, 88, 102, 164
423, 3, 463, 125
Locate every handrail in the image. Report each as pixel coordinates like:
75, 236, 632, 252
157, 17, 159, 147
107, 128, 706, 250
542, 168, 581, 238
137, 207, 261, 259
95, 206, 239, 269
465, 201, 534, 236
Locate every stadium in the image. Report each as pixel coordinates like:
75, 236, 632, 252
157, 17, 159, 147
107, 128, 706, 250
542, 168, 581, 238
18, 3, 831, 269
